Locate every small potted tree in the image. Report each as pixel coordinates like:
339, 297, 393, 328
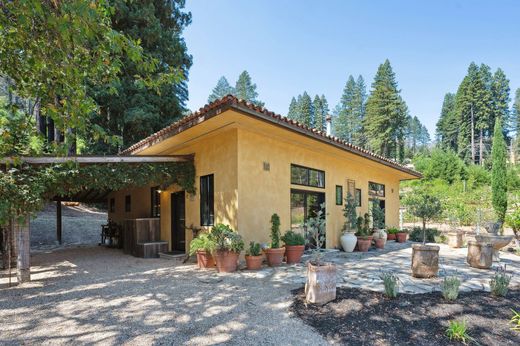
281, 230, 306, 264
355, 213, 372, 252
340, 192, 358, 252
304, 203, 336, 304
264, 213, 285, 266
211, 224, 244, 273
371, 199, 387, 247
396, 229, 408, 243
245, 241, 263, 270
189, 233, 216, 269
386, 227, 399, 241
405, 192, 443, 278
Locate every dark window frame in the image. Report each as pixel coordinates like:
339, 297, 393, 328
368, 181, 385, 198
125, 195, 131, 213
355, 188, 362, 207
109, 198, 115, 213
200, 174, 214, 226
150, 186, 161, 217
290, 164, 325, 188
335, 185, 343, 205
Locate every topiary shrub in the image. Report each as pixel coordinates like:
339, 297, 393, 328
409, 227, 440, 242
281, 230, 305, 246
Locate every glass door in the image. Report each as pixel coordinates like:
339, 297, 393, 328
290, 189, 325, 247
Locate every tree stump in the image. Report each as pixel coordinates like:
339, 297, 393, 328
467, 241, 493, 269
305, 262, 336, 304
411, 244, 440, 278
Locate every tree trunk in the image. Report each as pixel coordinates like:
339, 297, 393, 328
479, 128, 484, 166
471, 105, 475, 164
15, 218, 30, 283
422, 219, 426, 244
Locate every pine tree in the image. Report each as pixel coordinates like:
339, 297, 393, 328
436, 93, 458, 150
353, 76, 367, 147
513, 88, 520, 155
491, 68, 510, 138
313, 95, 325, 131
364, 60, 408, 161
333, 75, 366, 146
287, 97, 298, 120
491, 117, 508, 226
298, 92, 314, 127
320, 94, 330, 131
208, 76, 234, 103
234, 70, 264, 107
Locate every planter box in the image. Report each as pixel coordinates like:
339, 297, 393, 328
447, 231, 463, 248
467, 241, 493, 269
305, 262, 336, 304
411, 244, 439, 278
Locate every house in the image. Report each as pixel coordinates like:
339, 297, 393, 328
107, 95, 421, 253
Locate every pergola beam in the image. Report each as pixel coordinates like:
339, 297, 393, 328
1, 155, 193, 165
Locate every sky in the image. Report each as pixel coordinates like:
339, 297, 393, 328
183, 0, 520, 136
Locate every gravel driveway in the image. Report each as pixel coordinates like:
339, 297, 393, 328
0, 247, 326, 345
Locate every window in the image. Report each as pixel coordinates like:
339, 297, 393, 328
125, 195, 131, 212
290, 164, 325, 188
200, 174, 214, 226
109, 198, 115, 213
368, 182, 385, 197
291, 189, 326, 246
151, 186, 161, 217
335, 185, 343, 205
355, 188, 362, 207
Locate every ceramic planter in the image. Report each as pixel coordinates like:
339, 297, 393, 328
411, 244, 440, 278
285, 245, 305, 264
375, 238, 385, 249
265, 247, 285, 267
305, 262, 336, 304
214, 250, 240, 273
357, 236, 373, 252
196, 250, 215, 269
245, 255, 263, 270
340, 232, 357, 252
387, 233, 397, 241
447, 231, 464, 248
396, 232, 407, 243
466, 241, 493, 269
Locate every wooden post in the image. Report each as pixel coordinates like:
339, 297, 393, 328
15, 218, 30, 283
57, 200, 62, 244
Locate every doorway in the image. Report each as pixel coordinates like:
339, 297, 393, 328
290, 189, 326, 247
171, 191, 186, 253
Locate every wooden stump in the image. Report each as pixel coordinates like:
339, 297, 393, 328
411, 244, 440, 278
467, 241, 493, 269
305, 262, 336, 304
15, 219, 30, 283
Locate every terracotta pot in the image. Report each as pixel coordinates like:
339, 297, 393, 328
357, 236, 372, 252
305, 262, 336, 304
396, 232, 407, 243
245, 255, 263, 270
375, 238, 385, 249
285, 245, 305, 264
387, 233, 396, 241
214, 250, 239, 273
265, 247, 285, 267
411, 244, 440, 278
196, 250, 215, 269
467, 241, 493, 269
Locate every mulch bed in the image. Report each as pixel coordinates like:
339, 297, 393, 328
291, 287, 520, 345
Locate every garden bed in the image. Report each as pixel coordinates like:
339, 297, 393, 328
291, 287, 520, 345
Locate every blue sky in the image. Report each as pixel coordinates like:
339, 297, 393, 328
183, 0, 520, 136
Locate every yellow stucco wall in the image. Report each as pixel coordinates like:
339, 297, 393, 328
109, 109, 415, 252
108, 186, 152, 223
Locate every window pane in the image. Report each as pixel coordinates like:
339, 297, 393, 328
355, 189, 362, 207
291, 192, 305, 229
335, 185, 342, 205
369, 182, 385, 197
291, 166, 308, 185
309, 169, 325, 188
200, 174, 214, 226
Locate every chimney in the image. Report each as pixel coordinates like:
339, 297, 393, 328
325, 115, 332, 136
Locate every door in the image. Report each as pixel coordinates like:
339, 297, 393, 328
171, 191, 186, 252
290, 189, 326, 248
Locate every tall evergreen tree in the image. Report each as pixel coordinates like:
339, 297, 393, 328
513, 88, 520, 154
491, 117, 508, 226
491, 68, 511, 137
333, 75, 366, 146
320, 94, 330, 131
364, 60, 408, 161
287, 97, 298, 120
208, 76, 234, 103
234, 70, 264, 107
298, 92, 314, 127
89, 0, 192, 154
406, 116, 430, 157
436, 93, 458, 150
313, 95, 329, 131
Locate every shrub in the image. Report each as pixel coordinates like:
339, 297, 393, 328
189, 233, 216, 256
304, 203, 327, 265
446, 320, 470, 344
442, 276, 461, 301
387, 227, 400, 235
511, 309, 520, 333
490, 265, 512, 297
210, 224, 244, 253
379, 272, 399, 298
409, 227, 440, 242
246, 241, 261, 256
270, 213, 281, 248
371, 198, 385, 229
434, 234, 448, 244
281, 230, 305, 246
355, 213, 371, 237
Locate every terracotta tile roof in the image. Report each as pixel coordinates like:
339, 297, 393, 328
122, 95, 422, 178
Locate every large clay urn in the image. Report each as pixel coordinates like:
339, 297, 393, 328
467, 241, 493, 269
340, 232, 357, 252
214, 251, 240, 273
411, 244, 440, 278
305, 262, 336, 304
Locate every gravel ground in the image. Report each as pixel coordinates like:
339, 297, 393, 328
0, 247, 326, 345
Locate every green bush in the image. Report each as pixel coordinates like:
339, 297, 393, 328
409, 227, 440, 242
355, 213, 371, 237
281, 230, 305, 246
270, 213, 281, 248
189, 233, 216, 256
379, 272, 399, 298
511, 309, 520, 333
210, 224, 244, 253
386, 227, 400, 235
490, 266, 512, 297
446, 320, 470, 344
246, 241, 261, 256
434, 234, 448, 244
442, 276, 461, 301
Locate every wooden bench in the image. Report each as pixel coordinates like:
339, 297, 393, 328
135, 241, 168, 258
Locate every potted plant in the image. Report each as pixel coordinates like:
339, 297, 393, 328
373, 228, 387, 249
281, 230, 305, 264
245, 241, 263, 270
386, 227, 399, 241
396, 229, 408, 243
210, 224, 244, 273
304, 203, 336, 304
189, 233, 216, 269
355, 213, 372, 252
405, 191, 442, 278
264, 213, 285, 266
340, 192, 358, 252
